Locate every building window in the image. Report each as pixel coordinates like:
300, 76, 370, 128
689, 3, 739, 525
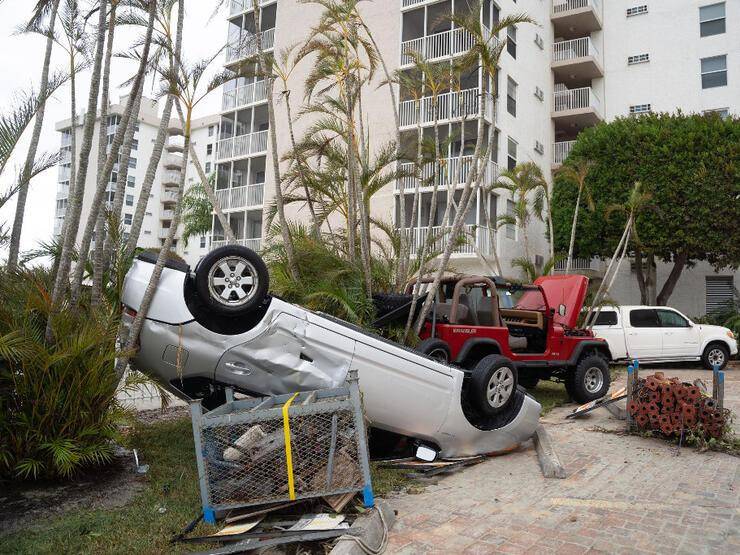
534, 33, 543, 50
200, 236, 207, 248
626, 5, 648, 17
507, 137, 517, 171
206, 143, 213, 155
131, 138, 138, 151
706, 276, 735, 314
125, 194, 134, 206
127, 175, 135, 187
704, 108, 730, 119
124, 213, 132, 225
128, 157, 137, 169
507, 26, 516, 59
628, 53, 650, 65
208, 125, 215, 137
205, 162, 212, 174
700, 3, 725, 37
506, 77, 517, 117
701, 55, 727, 88
630, 104, 651, 114
506, 199, 516, 240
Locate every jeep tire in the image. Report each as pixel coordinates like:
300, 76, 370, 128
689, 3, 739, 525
469, 354, 518, 416
566, 354, 610, 403
415, 337, 451, 363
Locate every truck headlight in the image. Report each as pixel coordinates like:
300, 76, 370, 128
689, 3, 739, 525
727, 330, 735, 340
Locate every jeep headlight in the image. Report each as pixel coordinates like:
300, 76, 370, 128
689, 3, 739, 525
727, 330, 735, 340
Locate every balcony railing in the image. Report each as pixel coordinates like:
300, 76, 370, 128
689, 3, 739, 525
162, 169, 181, 185
216, 130, 269, 161
211, 238, 262, 251
553, 141, 576, 165
229, 0, 275, 16
399, 88, 496, 129
162, 190, 178, 202
405, 224, 492, 256
222, 80, 268, 111
552, 36, 599, 62
60, 149, 72, 164
160, 209, 175, 220
555, 257, 593, 272
552, 0, 601, 16
397, 157, 500, 191
58, 165, 71, 181
553, 87, 600, 113
214, 183, 264, 210
164, 154, 183, 169
158, 228, 172, 239
401, 25, 494, 67
226, 28, 275, 63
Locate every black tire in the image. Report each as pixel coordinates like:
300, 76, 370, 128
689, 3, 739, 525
566, 354, 610, 403
415, 337, 451, 363
469, 354, 518, 416
702, 343, 730, 370
518, 372, 539, 390
194, 245, 269, 316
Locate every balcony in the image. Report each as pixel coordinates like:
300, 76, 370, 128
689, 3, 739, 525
401, 25, 494, 68
229, 0, 276, 16
166, 136, 185, 153
405, 224, 493, 257
162, 190, 178, 202
164, 154, 183, 169
158, 228, 172, 239
215, 183, 264, 211
226, 28, 275, 65
211, 237, 262, 251
399, 87, 496, 130
58, 165, 71, 182
56, 184, 70, 199
216, 130, 268, 161
168, 120, 183, 136
397, 157, 500, 192
552, 0, 602, 39
160, 209, 175, 220
162, 169, 181, 186
222, 80, 268, 111
553, 140, 576, 166
552, 87, 603, 129
60, 149, 72, 164
552, 36, 603, 83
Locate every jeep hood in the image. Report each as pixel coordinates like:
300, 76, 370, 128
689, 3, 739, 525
535, 274, 589, 329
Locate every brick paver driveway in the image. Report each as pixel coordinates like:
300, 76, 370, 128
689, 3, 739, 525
385, 366, 740, 554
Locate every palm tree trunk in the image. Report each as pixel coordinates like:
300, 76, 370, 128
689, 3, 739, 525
177, 103, 236, 244
117, 106, 191, 378
566, 186, 582, 274
284, 89, 318, 237
68, 0, 155, 307
59, 51, 78, 248
7, 0, 61, 269
47, 0, 108, 342
353, 82, 373, 296
397, 98, 422, 291
252, 0, 298, 280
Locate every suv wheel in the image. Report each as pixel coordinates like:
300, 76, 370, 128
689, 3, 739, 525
566, 355, 610, 403
469, 355, 518, 416
194, 245, 269, 316
415, 338, 451, 363
702, 343, 729, 370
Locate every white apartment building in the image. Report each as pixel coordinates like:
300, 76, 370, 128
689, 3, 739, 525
213, 0, 739, 317
54, 95, 220, 266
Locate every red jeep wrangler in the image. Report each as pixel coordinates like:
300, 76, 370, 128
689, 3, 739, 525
406, 274, 612, 404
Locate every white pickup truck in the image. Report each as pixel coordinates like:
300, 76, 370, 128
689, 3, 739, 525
591, 305, 737, 369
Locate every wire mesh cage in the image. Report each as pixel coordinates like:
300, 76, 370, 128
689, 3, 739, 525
189, 370, 373, 523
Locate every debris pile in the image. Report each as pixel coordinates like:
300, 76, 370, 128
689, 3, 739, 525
627, 372, 727, 438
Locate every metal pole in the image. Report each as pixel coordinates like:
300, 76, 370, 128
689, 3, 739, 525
713, 364, 720, 401
626, 364, 634, 432
189, 400, 216, 524
718, 371, 725, 411
347, 369, 374, 508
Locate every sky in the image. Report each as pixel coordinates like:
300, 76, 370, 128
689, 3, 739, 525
0, 0, 226, 260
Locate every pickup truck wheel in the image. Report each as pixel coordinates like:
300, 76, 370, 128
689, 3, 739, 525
470, 355, 518, 416
195, 245, 269, 316
702, 343, 729, 370
567, 355, 610, 403
415, 338, 451, 363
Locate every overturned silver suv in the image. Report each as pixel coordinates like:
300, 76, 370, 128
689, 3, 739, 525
121, 246, 540, 457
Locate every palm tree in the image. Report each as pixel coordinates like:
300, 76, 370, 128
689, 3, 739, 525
511, 255, 563, 282
7, 0, 61, 270
412, 4, 535, 335
66, 0, 156, 308
494, 161, 548, 265
556, 158, 594, 274
180, 174, 214, 247
251, 0, 299, 281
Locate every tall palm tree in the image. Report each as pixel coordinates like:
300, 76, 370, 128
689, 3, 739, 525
494, 161, 547, 264
7, 0, 61, 270
556, 157, 594, 274
251, 0, 299, 280
413, 4, 534, 335
67, 0, 156, 308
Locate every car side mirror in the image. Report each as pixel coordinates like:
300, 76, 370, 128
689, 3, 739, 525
558, 304, 567, 317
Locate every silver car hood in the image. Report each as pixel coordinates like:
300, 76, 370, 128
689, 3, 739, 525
122, 258, 194, 324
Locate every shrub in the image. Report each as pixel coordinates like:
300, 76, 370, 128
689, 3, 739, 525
0, 267, 128, 479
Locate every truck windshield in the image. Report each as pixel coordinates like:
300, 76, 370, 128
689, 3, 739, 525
499, 287, 547, 311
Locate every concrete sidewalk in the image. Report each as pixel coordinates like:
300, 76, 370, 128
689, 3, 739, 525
385, 368, 740, 554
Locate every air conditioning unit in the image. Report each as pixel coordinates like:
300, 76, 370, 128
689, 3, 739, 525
534, 86, 544, 101
534, 33, 544, 50
534, 141, 544, 155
